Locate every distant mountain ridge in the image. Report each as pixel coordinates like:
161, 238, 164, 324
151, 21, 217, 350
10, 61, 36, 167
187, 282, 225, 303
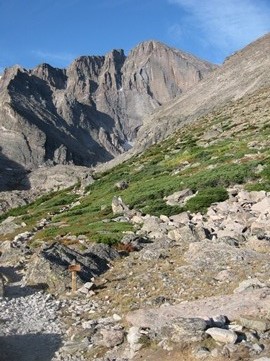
0, 40, 215, 170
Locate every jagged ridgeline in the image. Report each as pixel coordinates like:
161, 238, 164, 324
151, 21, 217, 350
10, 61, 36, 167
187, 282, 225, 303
0, 40, 215, 169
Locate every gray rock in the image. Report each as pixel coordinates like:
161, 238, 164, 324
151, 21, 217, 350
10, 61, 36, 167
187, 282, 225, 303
98, 328, 124, 348
112, 196, 129, 215
251, 220, 270, 239
0, 242, 26, 266
126, 289, 270, 330
214, 269, 235, 282
61, 338, 90, 353
160, 214, 170, 223
0, 216, 21, 235
168, 225, 197, 243
251, 198, 270, 214
127, 326, 145, 354
158, 317, 207, 344
112, 216, 130, 223
169, 212, 191, 224
194, 347, 211, 359
234, 279, 266, 293
130, 214, 144, 225
140, 249, 167, 261
205, 327, 238, 344
0, 165, 94, 213
140, 216, 162, 234
239, 316, 270, 332
13, 231, 33, 243
237, 190, 266, 204
218, 236, 240, 247
120, 234, 149, 251
114, 180, 129, 190
77, 282, 95, 294
252, 343, 264, 354
164, 189, 194, 206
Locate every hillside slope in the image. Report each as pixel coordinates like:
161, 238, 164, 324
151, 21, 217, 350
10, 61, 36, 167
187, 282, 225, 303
128, 33, 270, 154
0, 78, 269, 361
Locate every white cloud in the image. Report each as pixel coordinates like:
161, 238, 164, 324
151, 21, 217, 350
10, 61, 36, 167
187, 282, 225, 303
168, 0, 270, 51
32, 50, 75, 66
168, 24, 184, 40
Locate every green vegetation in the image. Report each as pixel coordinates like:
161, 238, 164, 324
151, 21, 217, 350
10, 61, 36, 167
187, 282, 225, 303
185, 187, 229, 213
1, 89, 269, 245
0, 190, 78, 224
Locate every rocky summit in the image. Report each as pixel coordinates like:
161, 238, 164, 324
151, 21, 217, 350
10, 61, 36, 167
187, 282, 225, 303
0, 33, 270, 361
0, 40, 215, 172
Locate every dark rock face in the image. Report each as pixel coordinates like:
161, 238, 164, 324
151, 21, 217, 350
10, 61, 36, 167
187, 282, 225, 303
23, 242, 120, 293
0, 41, 215, 169
0, 147, 31, 192
0, 274, 4, 297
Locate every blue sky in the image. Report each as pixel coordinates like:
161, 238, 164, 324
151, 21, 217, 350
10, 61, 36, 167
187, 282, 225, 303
0, 0, 269, 72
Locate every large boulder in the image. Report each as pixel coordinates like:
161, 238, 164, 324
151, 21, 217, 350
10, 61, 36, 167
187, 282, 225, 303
205, 327, 238, 344
157, 317, 207, 344
0, 216, 21, 235
111, 196, 129, 215
164, 189, 194, 206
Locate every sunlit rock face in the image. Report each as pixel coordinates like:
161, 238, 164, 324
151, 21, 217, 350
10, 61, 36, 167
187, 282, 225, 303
0, 41, 215, 169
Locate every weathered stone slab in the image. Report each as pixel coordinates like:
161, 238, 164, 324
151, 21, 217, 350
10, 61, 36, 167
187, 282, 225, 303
126, 289, 270, 329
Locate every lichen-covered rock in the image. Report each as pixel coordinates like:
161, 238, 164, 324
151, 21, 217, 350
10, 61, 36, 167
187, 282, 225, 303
158, 317, 207, 344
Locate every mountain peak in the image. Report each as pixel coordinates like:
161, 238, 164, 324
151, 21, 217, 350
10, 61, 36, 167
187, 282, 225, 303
0, 39, 216, 169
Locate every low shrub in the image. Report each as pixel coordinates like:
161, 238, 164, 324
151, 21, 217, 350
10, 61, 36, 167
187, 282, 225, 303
185, 187, 229, 213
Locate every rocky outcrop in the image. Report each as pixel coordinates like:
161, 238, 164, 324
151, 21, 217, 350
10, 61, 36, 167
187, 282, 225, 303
0, 41, 215, 170
23, 242, 120, 293
0, 164, 94, 214
126, 289, 270, 329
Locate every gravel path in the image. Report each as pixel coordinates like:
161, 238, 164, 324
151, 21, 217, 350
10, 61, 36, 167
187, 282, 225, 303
0, 274, 64, 361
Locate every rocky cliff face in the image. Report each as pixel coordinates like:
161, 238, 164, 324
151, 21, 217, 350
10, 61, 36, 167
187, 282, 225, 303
0, 41, 215, 170
132, 33, 270, 153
